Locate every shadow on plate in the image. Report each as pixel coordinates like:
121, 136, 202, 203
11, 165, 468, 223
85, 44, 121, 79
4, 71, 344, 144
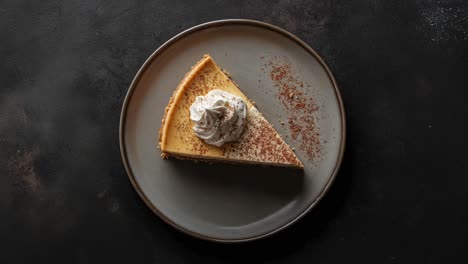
165, 138, 353, 261
166, 158, 305, 226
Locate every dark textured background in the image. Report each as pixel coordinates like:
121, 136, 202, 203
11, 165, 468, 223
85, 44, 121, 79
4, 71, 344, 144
1, 0, 468, 263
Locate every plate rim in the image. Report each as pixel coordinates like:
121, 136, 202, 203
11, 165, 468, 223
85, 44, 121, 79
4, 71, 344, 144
119, 19, 346, 243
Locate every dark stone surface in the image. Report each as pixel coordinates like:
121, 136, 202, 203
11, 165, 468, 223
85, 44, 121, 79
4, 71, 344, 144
1, 0, 468, 263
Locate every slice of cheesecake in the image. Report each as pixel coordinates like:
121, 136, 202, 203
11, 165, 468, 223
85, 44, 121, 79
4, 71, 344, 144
158, 55, 303, 169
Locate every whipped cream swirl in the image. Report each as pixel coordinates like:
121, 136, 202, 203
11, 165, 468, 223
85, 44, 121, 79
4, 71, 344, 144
189, 90, 247, 146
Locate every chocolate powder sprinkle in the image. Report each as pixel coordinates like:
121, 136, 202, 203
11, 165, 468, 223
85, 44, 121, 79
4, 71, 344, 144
264, 56, 323, 161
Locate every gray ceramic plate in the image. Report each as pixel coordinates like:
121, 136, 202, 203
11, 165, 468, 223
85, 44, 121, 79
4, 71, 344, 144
120, 19, 345, 243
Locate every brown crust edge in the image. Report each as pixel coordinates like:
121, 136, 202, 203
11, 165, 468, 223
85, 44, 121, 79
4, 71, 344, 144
163, 152, 303, 169
158, 55, 212, 156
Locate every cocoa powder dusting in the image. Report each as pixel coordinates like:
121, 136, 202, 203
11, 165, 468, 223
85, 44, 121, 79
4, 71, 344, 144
229, 117, 298, 164
264, 56, 322, 161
